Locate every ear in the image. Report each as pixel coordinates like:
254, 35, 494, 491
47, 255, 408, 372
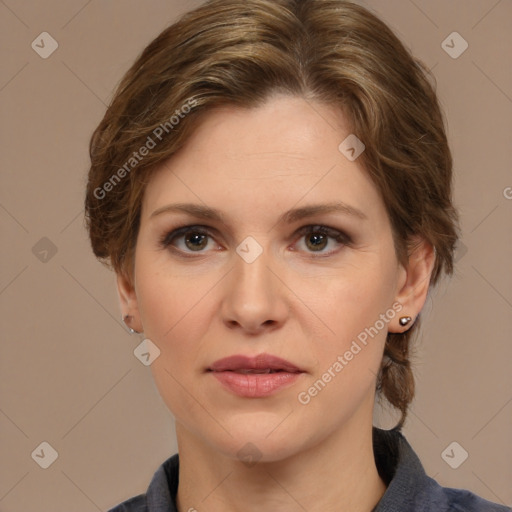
117, 272, 143, 333
389, 237, 436, 333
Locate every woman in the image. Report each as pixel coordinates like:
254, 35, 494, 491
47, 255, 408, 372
85, 1, 510, 510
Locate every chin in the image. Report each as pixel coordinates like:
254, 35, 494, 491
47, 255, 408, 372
214, 435, 303, 465
200, 413, 318, 464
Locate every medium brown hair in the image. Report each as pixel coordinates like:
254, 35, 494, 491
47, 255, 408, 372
85, 0, 459, 427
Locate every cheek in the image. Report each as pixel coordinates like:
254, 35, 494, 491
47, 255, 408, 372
296, 257, 398, 393
137, 268, 212, 356
306, 260, 397, 340
134, 239, 218, 335
293, 281, 392, 423
136, 267, 215, 429
134, 256, 220, 380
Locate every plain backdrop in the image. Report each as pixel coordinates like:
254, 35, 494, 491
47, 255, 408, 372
1, 1, 511, 510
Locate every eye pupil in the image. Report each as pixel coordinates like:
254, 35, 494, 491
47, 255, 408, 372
306, 233, 327, 251
185, 232, 208, 251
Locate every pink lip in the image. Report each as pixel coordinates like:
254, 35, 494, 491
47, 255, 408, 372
208, 354, 304, 398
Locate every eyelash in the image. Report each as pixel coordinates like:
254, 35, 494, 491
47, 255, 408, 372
158, 224, 352, 258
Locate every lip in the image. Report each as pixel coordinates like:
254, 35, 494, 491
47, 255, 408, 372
209, 354, 302, 373
208, 354, 304, 398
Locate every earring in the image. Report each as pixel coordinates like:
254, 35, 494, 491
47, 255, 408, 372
123, 314, 140, 334
399, 316, 412, 327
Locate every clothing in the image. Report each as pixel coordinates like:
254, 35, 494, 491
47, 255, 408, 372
109, 427, 511, 512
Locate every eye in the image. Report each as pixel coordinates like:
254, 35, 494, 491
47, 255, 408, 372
159, 225, 219, 254
159, 224, 351, 258
293, 225, 351, 256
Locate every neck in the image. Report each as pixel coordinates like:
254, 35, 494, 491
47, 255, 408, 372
176, 413, 386, 512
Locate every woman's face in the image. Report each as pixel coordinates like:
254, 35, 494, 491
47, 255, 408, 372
123, 95, 410, 461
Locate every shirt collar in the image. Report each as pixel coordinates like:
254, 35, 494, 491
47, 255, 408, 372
144, 427, 433, 512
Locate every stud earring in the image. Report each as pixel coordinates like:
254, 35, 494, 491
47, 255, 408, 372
123, 314, 140, 334
399, 316, 412, 327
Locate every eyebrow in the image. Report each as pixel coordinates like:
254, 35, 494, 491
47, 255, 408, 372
150, 201, 367, 223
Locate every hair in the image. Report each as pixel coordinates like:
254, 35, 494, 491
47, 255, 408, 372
85, 0, 459, 428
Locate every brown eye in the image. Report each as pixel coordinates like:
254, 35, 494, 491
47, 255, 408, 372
160, 225, 215, 254
294, 225, 352, 256
305, 233, 328, 251
185, 232, 208, 251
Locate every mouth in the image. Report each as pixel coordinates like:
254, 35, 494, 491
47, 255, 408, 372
207, 354, 304, 398
208, 353, 303, 374
229, 369, 288, 374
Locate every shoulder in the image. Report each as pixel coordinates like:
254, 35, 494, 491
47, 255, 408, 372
107, 453, 180, 512
441, 486, 511, 512
417, 473, 511, 511
373, 428, 511, 512
108, 494, 147, 512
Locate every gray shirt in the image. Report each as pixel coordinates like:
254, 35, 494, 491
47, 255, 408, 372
109, 427, 511, 511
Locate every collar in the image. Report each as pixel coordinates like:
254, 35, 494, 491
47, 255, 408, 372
120, 427, 508, 512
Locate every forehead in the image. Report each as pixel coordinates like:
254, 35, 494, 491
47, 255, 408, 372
175, 96, 351, 168
141, 96, 384, 225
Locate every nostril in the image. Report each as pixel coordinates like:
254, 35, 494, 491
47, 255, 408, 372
226, 319, 240, 329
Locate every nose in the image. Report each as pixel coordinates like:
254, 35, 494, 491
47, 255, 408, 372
220, 247, 289, 335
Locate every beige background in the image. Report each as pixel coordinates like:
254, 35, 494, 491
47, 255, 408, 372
1, 0, 511, 510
